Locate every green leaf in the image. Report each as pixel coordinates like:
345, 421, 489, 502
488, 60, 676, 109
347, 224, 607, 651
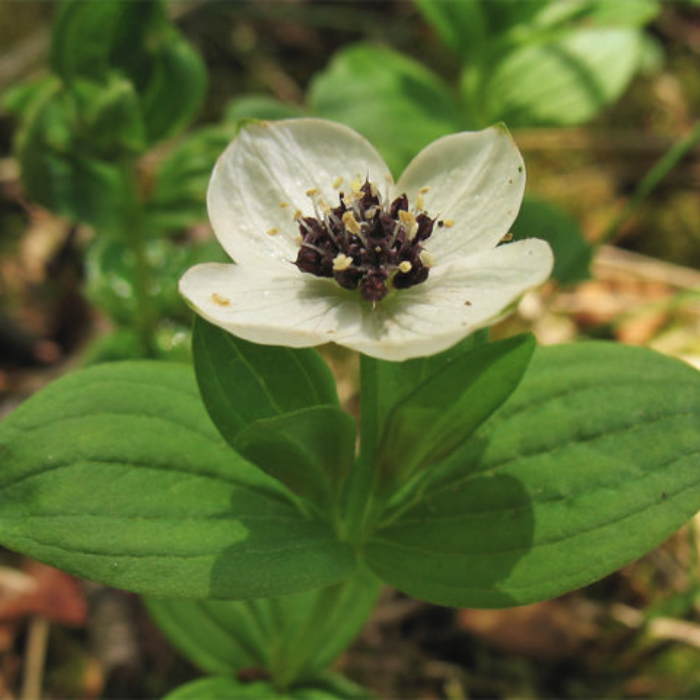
146, 124, 239, 232
192, 317, 339, 446
165, 678, 283, 700
373, 330, 489, 441
234, 406, 356, 506
14, 83, 130, 229
165, 675, 371, 700
0, 362, 355, 599
85, 237, 225, 325
2, 76, 57, 117
224, 95, 307, 123
536, 0, 661, 29
309, 43, 461, 175
512, 196, 592, 284
146, 567, 380, 681
50, 0, 128, 83
366, 343, 700, 607
140, 29, 207, 143
51, 0, 205, 144
73, 74, 146, 155
480, 28, 643, 127
480, 0, 549, 34
414, 0, 486, 62
377, 334, 535, 489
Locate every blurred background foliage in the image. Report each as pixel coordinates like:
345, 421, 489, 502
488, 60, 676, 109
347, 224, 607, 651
1, 1, 700, 698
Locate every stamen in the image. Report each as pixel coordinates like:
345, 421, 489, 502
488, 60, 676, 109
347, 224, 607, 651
398, 261, 412, 274
443, 220, 455, 228
279, 202, 290, 209
419, 250, 434, 268
399, 210, 418, 240
267, 228, 280, 236
302, 241, 326, 256
342, 211, 362, 236
294, 209, 312, 233
332, 176, 343, 189
383, 174, 393, 212
333, 253, 353, 271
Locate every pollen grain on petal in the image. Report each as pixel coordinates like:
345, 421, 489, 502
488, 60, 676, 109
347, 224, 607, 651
267, 227, 280, 236
211, 293, 231, 307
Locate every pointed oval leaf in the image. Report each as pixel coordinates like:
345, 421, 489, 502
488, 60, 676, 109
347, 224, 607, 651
234, 406, 356, 507
366, 343, 700, 607
192, 317, 339, 446
0, 362, 354, 599
482, 29, 643, 126
377, 334, 535, 487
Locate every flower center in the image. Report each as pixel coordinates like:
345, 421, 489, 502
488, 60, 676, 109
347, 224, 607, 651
292, 178, 441, 303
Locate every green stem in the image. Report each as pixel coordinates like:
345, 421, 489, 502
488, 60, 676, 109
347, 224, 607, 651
599, 121, 700, 247
271, 580, 348, 690
341, 354, 380, 545
124, 164, 157, 358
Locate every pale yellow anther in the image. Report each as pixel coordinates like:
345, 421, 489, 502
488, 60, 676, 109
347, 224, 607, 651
279, 201, 290, 209
365, 207, 378, 219
267, 227, 280, 236
398, 261, 412, 274
350, 179, 363, 194
415, 195, 425, 211
419, 186, 430, 194
399, 210, 418, 240
211, 293, 230, 307
342, 211, 362, 235
293, 209, 303, 221
332, 253, 353, 272
295, 234, 303, 246
419, 250, 434, 268
318, 198, 330, 212
443, 219, 455, 228
305, 187, 320, 197
370, 182, 378, 197
332, 176, 344, 189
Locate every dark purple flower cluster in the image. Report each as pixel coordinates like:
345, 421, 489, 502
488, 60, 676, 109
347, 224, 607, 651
294, 180, 436, 303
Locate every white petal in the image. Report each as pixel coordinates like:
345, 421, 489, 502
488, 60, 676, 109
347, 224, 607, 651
208, 119, 392, 267
337, 239, 554, 361
179, 263, 363, 348
396, 125, 526, 262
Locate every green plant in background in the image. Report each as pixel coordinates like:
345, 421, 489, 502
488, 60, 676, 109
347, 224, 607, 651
2, 114, 700, 699
3, 0, 234, 360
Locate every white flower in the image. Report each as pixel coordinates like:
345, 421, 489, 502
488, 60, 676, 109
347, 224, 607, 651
179, 119, 553, 362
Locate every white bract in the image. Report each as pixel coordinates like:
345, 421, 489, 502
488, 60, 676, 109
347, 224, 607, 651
179, 119, 553, 361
